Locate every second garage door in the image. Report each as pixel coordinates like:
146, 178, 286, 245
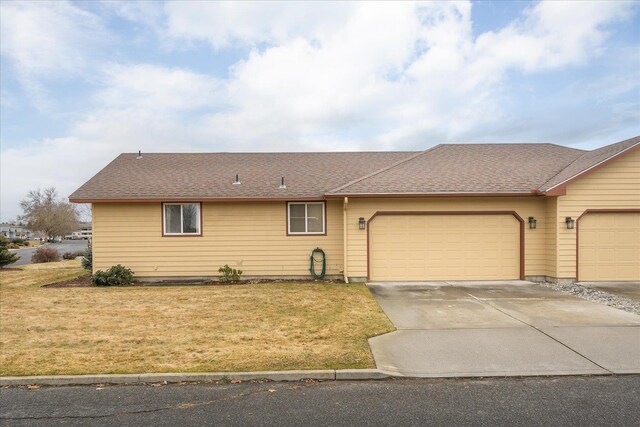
369, 214, 520, 281
578, 212, 640, 281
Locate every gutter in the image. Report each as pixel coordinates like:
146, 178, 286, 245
325, 191, 544, 198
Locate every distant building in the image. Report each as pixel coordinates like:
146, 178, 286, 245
0, 223, 33, 240
66, 222, 92, 240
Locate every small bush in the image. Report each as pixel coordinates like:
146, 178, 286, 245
9, 243, 19, 249
23, 241, 30, 247
218, 264, 243, 282
62, 251, 83, 260
31, 246, 61, 263
82, 248, 92, 270
11, 238, 25, 245
91, 264, 134, 286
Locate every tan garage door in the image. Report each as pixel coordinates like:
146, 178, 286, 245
578, 212, 640, 281
369, 214, 520, 281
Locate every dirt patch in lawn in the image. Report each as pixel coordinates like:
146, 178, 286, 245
42, 275, 93, 288
152, 278, 345, 286
0, 261, 394, 376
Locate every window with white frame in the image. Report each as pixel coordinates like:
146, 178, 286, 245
288, 202, 325, 234
163, 203, 201, 235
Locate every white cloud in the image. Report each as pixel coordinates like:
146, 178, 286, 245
208, 0, 633, 149
96, 64, 224, 112
0, 1, 104, 108
99, 0, 163, 27
472, 1, 635, 75
164, 1, 356, 49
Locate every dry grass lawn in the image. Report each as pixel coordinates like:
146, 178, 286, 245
0, 260, 393, 376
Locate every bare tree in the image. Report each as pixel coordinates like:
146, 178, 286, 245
19, 187, 79, 241
75, 203, 92, 223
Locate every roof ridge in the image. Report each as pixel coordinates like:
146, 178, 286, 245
537, 151, 590, 192
543, 142, 586, 152
122, 151, 419, 155
540, 137, 640, 192
326, 145, 442, 194
433, 142, 582, 149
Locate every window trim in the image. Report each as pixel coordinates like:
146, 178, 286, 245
286, 201, 326, 236
162, 202, 203, 237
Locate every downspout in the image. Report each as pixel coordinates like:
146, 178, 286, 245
343, 197, 349, 283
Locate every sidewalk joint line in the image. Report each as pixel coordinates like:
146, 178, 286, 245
461, 290, 613, 374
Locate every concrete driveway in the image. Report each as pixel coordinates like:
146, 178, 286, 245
368, 281, 640, 377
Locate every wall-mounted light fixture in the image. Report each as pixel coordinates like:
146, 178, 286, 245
528, 216, 537, 229
359, 217, 366, 230
565, 216, 575, 230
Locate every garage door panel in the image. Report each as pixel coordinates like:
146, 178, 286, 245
616, 248, 636, 259
618, 231, 638, 245
370, 214, 520, 281
579, 212, 640, 281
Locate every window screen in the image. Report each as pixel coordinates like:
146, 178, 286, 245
288, 202, 325, 234
163, 203, 201, 235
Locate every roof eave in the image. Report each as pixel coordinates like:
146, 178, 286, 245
69, 196, 327, 203
325, 191, 544, 198
540, 140, 640, 195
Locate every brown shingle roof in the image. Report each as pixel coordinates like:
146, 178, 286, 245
327, 143, 585, 195
539, 136, 640, 192
69, 152, 416, 201
70, 137, 638, 201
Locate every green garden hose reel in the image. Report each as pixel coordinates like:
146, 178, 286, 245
309, 247, 326, 279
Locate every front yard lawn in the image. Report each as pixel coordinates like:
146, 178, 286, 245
0, 261, 393, 376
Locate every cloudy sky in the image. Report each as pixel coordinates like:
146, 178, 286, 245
1, 1, 639, 221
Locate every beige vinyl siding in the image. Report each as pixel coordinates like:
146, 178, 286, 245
344, 197, 547, 279
92, 201, 344, 278
557, 148, 640, 279
545, 197, 558, 278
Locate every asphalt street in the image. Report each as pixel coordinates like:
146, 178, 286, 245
1, 376, 638, 426
8, 240, 88, 266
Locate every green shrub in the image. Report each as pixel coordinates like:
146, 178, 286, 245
81, 248, 92, 270
218, 264, 243, 282
31, 246, 61, 263
0, 236, 20, 268
91, 264, 134, 286
11, 238, 24, 245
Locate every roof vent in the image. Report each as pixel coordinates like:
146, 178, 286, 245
136, 150, 142, 160
279, 177, 286, 189
233, 174, 241, 185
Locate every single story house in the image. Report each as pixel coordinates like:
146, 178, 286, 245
0, 224, 33, 240
70, 136, 640, 284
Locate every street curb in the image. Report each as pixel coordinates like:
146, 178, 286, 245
0, 369, 391, 386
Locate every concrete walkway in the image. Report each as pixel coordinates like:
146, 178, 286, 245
368, 281, 640, 377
